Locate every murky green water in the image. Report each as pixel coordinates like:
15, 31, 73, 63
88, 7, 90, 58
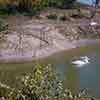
38, 44, 100, 97
0, 44, 100, 96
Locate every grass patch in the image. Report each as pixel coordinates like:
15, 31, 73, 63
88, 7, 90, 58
0, 62, 36, 88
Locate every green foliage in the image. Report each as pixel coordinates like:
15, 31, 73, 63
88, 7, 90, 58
0, 87, 11, 98
11, 64, 68, 100
30, 0, 48, 15
0, 19, 8, 32
0, 64, 97, 100
46, 13, 57, 20
0, 19, 9, 40
0, 0, 77, 15
0, 4, 17, 15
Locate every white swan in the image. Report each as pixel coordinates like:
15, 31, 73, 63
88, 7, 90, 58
90, 22, 97, 26
72, 56, 90, 67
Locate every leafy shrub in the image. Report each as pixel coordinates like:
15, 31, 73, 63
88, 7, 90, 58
0, 19, 9, 40
0, 0, 77, 15
11, 64, 68, 100
0, 2, 17, 15
0, 0, 47, 15
0, 19, 8, 32
0, 64, 70, 100
0, 64, 97, 100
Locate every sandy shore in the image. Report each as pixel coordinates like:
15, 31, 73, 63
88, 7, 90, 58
0, 39, 100, 63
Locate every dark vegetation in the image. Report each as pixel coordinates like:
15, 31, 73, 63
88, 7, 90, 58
0, 19, 8, 41
0, 0, 76, 15
46, 13, 58, 20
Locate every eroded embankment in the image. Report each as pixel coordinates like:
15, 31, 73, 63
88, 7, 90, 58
0, 19, 100, 62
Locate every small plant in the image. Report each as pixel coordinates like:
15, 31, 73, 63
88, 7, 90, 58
59, 15, 68, 21
46, 13, 57, 20
0, 0, 77, 15
0, 19, 9, 41
0, 19, 8, 32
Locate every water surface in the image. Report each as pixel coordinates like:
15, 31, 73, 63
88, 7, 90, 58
78, 0, 94, 5
0, 44, 100, 97
39, 45, 100, 97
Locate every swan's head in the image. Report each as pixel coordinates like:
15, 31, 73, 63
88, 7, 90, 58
80, 56, 90, 63
80, 56, 90, 60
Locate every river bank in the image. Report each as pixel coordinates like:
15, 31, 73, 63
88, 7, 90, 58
0, 38, 100, 63
0, 14, 100, 63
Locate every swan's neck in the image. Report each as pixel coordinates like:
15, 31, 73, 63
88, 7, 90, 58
84, 59, 89, 63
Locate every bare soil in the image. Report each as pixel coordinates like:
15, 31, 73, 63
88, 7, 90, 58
0, 8, 100, 62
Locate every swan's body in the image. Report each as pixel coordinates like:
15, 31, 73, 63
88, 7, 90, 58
90, 22, 97, 26
72, 56, 90, 67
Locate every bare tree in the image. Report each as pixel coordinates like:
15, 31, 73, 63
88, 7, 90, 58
90, 0, 100, 18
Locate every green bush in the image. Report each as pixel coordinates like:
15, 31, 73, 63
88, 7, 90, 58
0, 19, 8, 32
0, 64, 97, 100
0, 0, 77, 15
0, 4, 17, 15
10, 64, 68, 100
0, 19, 9, 41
